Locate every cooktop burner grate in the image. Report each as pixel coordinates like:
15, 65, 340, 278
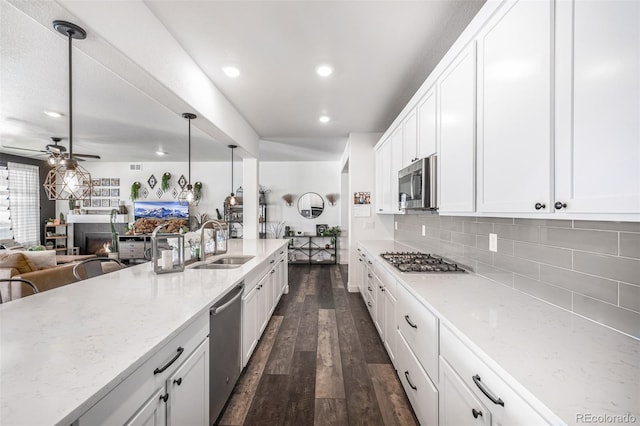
380, 252, 465, 273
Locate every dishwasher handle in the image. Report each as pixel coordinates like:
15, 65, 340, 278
210, 283, 244, 316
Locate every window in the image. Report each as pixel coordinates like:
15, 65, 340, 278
7, 162, 40, 246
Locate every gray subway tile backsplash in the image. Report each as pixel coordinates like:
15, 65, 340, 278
394, 214, 640, 339
540, 227, 618, 255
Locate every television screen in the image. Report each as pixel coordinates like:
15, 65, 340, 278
134, 201, 189, 220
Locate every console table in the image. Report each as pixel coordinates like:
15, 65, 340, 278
288, 236, 337, 264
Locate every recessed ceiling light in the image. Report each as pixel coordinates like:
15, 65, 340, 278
44, 111, 63, 118
316, 64, 334, 77
319, 115, 331, 124
155, 151, 168, 156
222, 66, 240, 78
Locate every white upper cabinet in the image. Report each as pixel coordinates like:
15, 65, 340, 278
476, 0, 553, 213
391, 127, 404, 214
375, 138, 393, 214
555, 0, 640, 213
417, 88, 437, 159
439, 43, 477, 213
402, 109, 418, 168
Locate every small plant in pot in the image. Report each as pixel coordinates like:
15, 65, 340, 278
161, 172, 171, 192
323, 226, 341, 246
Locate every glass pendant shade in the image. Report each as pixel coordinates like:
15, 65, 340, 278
224, 144, 239, 206
178, 112, 197, 205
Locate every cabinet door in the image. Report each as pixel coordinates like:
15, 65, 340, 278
417, 88, 437, 159
476, 0, 553, 213
390, 127, 404, 214
555, 0, 640, 213
257, 273, 270, 334
375, 275, 385, 337
439, 43, 476, 212
402, 109, 418, 167
439, 357, 490, 426
375, 140, 392, 213
383, 286, 397, 366
242, 286, 258, 366
125, 387, 166, 426
167, 338, 209, 426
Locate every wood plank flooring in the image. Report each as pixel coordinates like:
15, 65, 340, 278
218, 264, 418, 426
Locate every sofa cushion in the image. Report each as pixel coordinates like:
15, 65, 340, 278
19, 250, 57, 269
0, 253, 37, 274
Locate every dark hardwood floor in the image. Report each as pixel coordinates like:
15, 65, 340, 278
218, 264, 418, 426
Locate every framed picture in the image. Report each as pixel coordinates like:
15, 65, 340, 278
101, 178, 110, 187
91, 198, 100, 207
91, 188, 100, 197
110, 188, 120, 197
82, 199, 91, 207
316, 224, 328, 236
110, 199, 120, 207
91, 178, 100, 187
101, 188, 110, 197
110, 178, 120, 186
101, 199, 110, 207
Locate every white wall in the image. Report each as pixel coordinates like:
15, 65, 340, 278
259, 161, 341, 237
58, 161, 241, 225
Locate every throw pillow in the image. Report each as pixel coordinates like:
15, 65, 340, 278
0, 252, 37, 274
18, 250, 57, 269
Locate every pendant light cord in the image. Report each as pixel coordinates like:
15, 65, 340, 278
231, 147, 234, 194
188, 117, 191, 184
67, 30, 73, 160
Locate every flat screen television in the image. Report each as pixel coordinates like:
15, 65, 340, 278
134, 201, 189, 220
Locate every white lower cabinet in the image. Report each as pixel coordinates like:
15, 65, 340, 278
396, 331, 439, 426
382, 280, 396, 366
440, 325, 548, 425
440, 356, 490, 426
79, 314, 209, 425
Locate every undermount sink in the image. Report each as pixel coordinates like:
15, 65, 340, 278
209, 255, 255, 265
188, 255, 255, 270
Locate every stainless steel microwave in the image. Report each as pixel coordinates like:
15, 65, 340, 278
398, 155, 437, 210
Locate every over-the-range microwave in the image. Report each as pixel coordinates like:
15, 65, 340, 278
398, 155, 437, 210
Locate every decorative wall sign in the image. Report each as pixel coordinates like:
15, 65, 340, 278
141, 187, 149, 199
147, 174, 157, 189
172, 188, 178, 199
156, 188, 163, 198
178, 174, 187, 189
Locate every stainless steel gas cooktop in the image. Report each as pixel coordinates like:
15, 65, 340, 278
380, 252, 465, 273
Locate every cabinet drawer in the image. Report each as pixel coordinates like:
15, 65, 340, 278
396, 331, 438, 426
375, 263, 397, 299
440, 325, 549, 425
397, 282, 439, 383
79, 314, 209, 425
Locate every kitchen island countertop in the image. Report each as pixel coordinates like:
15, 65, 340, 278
0, 239, 288, 426
359, 240, 639, 426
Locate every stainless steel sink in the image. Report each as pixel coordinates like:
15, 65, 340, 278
188, 255, 255, 270
190, 263, 241, 270
209, 255, 255, 265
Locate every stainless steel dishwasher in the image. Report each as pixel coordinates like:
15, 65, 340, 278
209, 282, 244, 424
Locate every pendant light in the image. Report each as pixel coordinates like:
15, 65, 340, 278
224, 145, 239, 206
43, 21, 92, 201
178, 113, 197, 205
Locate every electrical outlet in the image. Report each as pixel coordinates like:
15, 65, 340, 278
422, 225, 426, 236
489, 233, 498, 252
395, 221, 398, 230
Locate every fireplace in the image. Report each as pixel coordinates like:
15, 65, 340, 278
74, 223, 127, 255
85, 233, 114, 257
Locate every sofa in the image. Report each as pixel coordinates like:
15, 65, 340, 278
0, 250, 78, 301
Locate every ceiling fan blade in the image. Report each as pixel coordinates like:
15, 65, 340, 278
73, 153, 101, 159
2, 145, 47, 153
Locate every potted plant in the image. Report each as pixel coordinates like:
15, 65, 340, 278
193, 181, 203, 203
161, 172, 171, 192
323, 226, 341, 246
109, 209, 119, 258
130, 181, 141, 201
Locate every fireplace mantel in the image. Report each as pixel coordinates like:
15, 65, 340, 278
68, 214, 129, 224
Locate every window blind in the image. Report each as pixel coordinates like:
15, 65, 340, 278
0, 164, 11, 240
7, 162, 40, 247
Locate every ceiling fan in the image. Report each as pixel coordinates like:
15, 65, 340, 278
3, 137, 101, 161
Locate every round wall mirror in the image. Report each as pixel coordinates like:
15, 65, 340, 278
297, 192, 324, 219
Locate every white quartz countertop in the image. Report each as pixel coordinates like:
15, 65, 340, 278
0, 239, 288, 426
360, 240, 640, 426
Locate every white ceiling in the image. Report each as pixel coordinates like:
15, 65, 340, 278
0, 0, 484, 163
